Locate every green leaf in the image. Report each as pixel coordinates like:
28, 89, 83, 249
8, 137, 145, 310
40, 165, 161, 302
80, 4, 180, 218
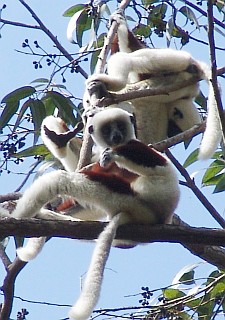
90, 33, 105, 73
66, 8, 92, 45
133, 24, 152, 38
90, 48, 101, 74
180, 6, 200, 30
166, 17, 174, 45
41, 95, 57, 116
172, 263, 202, 286
210, 282, 225, 299
1, 86, 36, 103
43, 91, 78, 126
213, 174, 225, 193
163, 288, 185, 300
187, 297, 202, 309
202, 173, 224, 187
142, 0, 162, 5
206, 270, 222, 284
197, 296, 214, 320
195, 91, 207, 111
13, 144, 49, 158
76, 11, 92, 47
202, 159, 225, 184
183, 148, 199, 168
0, 101, 19, 131
179, 270, 195, 285
30, 78, 50, 84
63, 4, 86, 17
30, 99, 47, 144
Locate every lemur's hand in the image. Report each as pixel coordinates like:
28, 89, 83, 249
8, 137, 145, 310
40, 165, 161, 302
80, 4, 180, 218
99, 148, 115, 168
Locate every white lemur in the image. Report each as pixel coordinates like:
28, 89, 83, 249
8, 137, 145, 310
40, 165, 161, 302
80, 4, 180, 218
12, 108, 180, 320
83, 12, 222, 159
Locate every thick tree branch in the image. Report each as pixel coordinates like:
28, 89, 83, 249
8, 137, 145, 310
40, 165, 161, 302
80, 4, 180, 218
0, 217, 225, 247
0, 193, 21, 203
1, 216, 225, 319
0, 258, 27, 320
101, 75, 202, 106
173, 215, 225, 271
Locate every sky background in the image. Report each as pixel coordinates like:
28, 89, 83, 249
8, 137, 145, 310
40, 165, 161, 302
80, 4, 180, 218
1, 1, 225, 320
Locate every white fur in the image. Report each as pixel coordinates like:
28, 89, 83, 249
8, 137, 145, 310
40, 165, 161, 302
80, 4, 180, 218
198, 69, 222, 159
12, 109, 180, 319
86, 48, 203, 144
14, 109, 136, 262
41, 116, 81, 172
86, 14, 221, 156
69, 213, 122, 320
17, 237, 46, 262
0, 205, 11, 218
12, 168, 164, 221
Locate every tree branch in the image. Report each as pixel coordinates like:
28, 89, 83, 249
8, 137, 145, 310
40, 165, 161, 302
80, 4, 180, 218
1, 217, 225, 247
0, 258, 27, 320
1, 215, 225, 319
153, 122, 206, 151
0, 18, 40, 29
166, 149, 225, 228
17, 0, 88, 79
102, 76, 202, 106
0, 193, 21, 203
182, 0, 225, 30
173, 215, 225, 271
77, 5, 126, 169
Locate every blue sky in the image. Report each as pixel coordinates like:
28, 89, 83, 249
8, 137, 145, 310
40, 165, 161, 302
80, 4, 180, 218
1, 1, 225, 320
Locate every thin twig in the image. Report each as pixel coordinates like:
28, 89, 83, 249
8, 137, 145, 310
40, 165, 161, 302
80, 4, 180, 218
153, 121, 206, 151
17, 0, 88, 79
0, 243, 11, 270
166, 149, 225, 228
14, 158, 42, 192
183, 0, 225, 30
0, 18, 40, 29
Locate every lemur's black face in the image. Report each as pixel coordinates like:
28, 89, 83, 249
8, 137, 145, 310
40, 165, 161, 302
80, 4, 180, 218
88, 110, 136, 149
100, 120, 128, 147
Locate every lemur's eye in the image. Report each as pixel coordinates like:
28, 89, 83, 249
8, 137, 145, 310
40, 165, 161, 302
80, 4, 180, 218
88, 125, 94, 134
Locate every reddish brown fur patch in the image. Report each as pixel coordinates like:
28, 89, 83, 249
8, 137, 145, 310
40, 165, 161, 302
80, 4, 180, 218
80, 162, 138, 183
83, 170, 135, 195
114, 140, 167, 167
56, 198, 76, 212
127, 30, 146, 51
111, 34, 119, 54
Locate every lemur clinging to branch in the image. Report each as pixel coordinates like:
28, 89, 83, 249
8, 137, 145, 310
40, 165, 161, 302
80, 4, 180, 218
83, 11, 222, 159
12, 108, 180, 320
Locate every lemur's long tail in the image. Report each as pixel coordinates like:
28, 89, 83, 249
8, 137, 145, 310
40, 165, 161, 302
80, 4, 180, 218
68, 213, 122, 320
198, 64, 222, 160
